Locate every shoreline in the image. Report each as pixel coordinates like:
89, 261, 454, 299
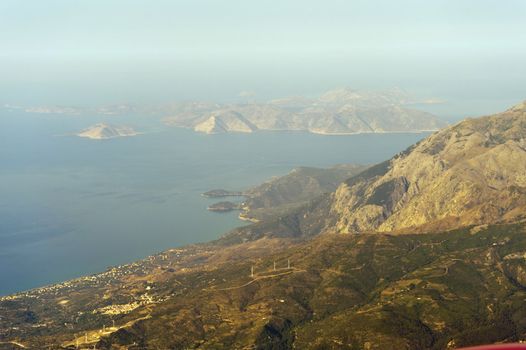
165, 125, 440, 136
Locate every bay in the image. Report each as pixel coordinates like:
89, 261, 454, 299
0, 110, 428, 295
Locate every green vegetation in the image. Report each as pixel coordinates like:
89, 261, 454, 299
3, 222, 526, 349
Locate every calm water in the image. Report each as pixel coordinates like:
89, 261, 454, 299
0, 110, 428, 295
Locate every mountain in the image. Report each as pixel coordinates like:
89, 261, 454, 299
241, 164, 368, 222
194, 111, 258, 134
1, 103, 525, 349
327, 101, 526, 234
77, 123, 138, 140
163, 88, 447, 135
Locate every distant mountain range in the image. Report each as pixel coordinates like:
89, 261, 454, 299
1, 102, 525, 349
163, 88, 447, 135
77, 123, 139, 140
5, 88, 447, 136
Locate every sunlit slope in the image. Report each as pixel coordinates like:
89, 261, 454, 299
328, 101, 526, 233
77, 123, 138, 140
164, 87, 446, 135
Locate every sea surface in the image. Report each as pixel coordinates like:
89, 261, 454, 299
0, 110, 429, 295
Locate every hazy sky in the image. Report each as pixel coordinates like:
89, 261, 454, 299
1, 0, 525, 112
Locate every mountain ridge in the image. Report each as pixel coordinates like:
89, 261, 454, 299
328, 100, 526, 234
164, 88, 447, 135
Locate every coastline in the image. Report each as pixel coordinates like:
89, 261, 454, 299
167, 125, 439, 136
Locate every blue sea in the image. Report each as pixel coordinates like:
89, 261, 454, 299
0, 109, 428, 295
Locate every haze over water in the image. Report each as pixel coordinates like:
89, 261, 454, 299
1, 0, 525, 118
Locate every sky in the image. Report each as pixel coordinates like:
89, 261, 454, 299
0, 0, 525, 114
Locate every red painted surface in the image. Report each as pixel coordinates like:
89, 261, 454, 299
458, 345, 526, 350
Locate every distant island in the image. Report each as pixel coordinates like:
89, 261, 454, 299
207, 201, 242, 212
76, 123, 139, 140
202, 189, 245, 198
8, 87, 447, 136
164, 87, 447, 135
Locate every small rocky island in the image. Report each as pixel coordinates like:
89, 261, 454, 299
207, 201, 242, 212
76, 123, 139, 140
202, 189, 245, 198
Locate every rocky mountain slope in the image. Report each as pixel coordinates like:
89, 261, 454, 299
163, 88, 446, 135
326, 101, 526, 234
77, 123, 138, 140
